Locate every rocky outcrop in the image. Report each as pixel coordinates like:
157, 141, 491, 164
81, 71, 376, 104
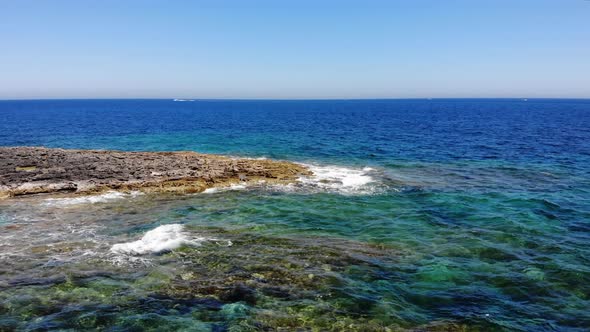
0, 147, 311, 199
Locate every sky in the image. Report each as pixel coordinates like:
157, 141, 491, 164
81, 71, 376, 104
0, 0, 589, 99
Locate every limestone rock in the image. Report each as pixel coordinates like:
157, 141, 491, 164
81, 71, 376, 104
0, 147, 311, 198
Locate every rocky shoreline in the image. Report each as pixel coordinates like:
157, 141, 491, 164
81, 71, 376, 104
0, 147, 312, 199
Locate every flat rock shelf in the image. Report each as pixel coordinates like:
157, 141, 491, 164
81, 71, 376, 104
0, 147, 311, 199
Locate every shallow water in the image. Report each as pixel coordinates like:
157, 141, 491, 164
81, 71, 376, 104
1, 99, 589, 331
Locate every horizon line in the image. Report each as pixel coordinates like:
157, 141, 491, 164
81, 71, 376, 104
2, 97, 590, 102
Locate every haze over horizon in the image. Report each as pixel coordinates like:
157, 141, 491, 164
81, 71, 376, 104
1, 0, 589, 99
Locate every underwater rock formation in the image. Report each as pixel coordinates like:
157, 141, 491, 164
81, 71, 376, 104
0, 147, 311, 198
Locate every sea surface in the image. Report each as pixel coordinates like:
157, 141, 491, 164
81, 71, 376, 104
0, 99, 589, 331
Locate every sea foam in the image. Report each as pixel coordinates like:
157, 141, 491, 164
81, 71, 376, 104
42, 191, 143, 207
295, 164, 380, 194
202, 183, 247, 194
110, 224, 230, 255
200, 163, 386, 195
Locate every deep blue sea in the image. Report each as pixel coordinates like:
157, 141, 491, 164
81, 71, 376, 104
1, 99, 589, 331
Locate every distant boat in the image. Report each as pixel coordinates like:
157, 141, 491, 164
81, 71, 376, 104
173, 98, 195, 102
523, 98, 528, 102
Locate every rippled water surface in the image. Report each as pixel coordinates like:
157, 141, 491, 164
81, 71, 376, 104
1, 99, 590, 331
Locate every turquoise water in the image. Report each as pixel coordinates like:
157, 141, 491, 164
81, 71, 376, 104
1, 99, 589, 331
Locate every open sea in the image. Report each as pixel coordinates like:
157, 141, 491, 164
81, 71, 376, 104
1, 99, 589, 331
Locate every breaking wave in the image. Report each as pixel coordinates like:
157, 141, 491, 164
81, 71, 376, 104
202, 184, 248, 194
110, 224, 231, 255
287, 163, 389, 195
199, 163, 391, 195
42, 191, 143, 207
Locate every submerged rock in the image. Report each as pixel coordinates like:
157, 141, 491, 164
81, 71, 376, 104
219, 283, 257, 305
145, 230, 411, 330
0, 147, 311, 198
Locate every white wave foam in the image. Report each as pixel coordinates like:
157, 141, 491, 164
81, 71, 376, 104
293, 164, 382, 195
110, 224, 230, 255
198, 163, 387, 195
202, 183, 247, 194
42, 191, 143, 206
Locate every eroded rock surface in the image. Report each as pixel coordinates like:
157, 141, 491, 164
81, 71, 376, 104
0, 147, 311, 198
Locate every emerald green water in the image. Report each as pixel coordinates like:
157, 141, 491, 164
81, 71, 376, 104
1, 162, 588, 331
1, 99, 590, 331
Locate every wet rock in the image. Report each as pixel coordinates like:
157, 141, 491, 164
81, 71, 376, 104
219, 283, 257, 305
260, 286, 293, 299
4, 275, 67, 288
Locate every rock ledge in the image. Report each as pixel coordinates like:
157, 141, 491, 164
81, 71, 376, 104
0, 147, 311, 199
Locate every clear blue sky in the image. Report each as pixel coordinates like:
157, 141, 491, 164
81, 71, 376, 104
1, 0, 589, 99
